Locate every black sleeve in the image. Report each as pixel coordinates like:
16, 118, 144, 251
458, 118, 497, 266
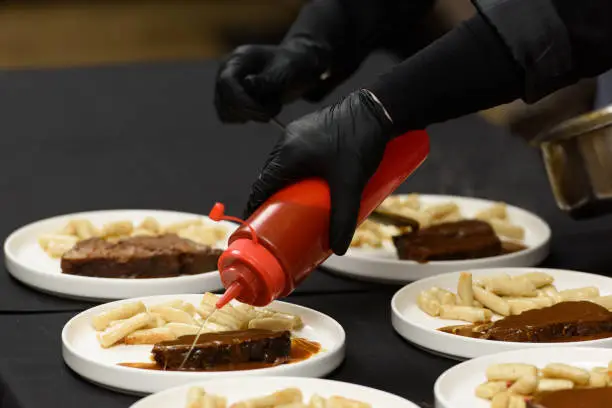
284, 0, 436, 101
473, 0, 612, 102
552, 0, 612, 77
367, 13, 525, 134
367, 0, 612, 135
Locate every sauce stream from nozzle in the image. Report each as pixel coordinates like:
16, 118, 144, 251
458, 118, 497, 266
178, 287, 242, 369
178, 308, 217, 369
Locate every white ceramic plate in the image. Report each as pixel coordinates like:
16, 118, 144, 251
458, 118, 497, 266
434, 347, 612, 408
4, 210, 236, 301
132, 376, 419, 408
323, 195, 550, 284
391, 267, 612, 360
62, 294, 346, 395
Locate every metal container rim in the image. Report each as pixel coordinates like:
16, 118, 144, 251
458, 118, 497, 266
533, 104, 612, 145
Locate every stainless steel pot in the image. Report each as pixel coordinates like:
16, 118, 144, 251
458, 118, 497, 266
534, 105, 612, 218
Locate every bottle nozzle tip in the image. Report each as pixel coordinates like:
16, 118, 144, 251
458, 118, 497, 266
216, 282, 243, 309
209, 203, 225, 221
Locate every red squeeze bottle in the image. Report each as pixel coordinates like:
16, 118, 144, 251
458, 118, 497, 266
211, 130, 429, 309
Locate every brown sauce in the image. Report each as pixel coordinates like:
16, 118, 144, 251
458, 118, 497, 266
118, 337, 321, 372
392, 220, 527, 263
528, 387, 612, 408
439, 324, 612, 343
155, 329, 281, 347
413, 240, 526, 261
439, 301, 612, 343
439, 323, 493, 338
119, 362, 161, 370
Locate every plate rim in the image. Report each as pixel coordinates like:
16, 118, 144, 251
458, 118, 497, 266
131, 376, 420, 408
61, 294, 346, 384
391, 267, 612, 354
340, 194, 551, 266
433, 346, 612, 408
4, 208, 236, 283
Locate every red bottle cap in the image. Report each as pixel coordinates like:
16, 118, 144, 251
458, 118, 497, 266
209, 203, 285, 308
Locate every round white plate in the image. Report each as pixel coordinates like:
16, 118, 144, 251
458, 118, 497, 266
391, 267, 612, 360
323, 195, 550, 284
132, 376, 419, 408
434, 347, 612, 408
4, 210, 237, 301
62, 294, 346, 395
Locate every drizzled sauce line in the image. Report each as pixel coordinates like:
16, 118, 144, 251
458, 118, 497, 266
119, 337, 321, 372
178, 308, 217, 369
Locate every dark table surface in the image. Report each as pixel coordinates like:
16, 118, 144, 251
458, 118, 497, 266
1, 54, 612, 407
0, 291, 452, 408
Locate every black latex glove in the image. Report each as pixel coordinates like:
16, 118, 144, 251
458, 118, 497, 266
214, 40, 330, 124
244, 89, 393, 255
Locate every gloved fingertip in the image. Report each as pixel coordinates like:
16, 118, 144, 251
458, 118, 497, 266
329, 211, 358, 256
243, 190, 262, 219
243, 75, 257, 92
330, 235, 351, 256
328, 178, 364, 256
242, 206, 252, 221
243, 196, 263, 220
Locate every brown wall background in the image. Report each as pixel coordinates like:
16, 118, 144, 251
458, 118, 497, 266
0, 0, 593, 136
0, 0, 479, 69
0, 1, 303, 69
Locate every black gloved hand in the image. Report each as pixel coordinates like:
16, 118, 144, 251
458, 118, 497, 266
214, 40, 330, 124
245, 89, 394, 255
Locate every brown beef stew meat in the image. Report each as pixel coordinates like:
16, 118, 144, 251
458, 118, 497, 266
527, 387, 612, 408
392, 220, 503, 262
61, 234, 222, 278
152, 329, 292, 371
440, 301, 612, 343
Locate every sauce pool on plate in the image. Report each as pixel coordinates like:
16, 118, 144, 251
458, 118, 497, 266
118, 337, 321, 372
439, 301, 612, 343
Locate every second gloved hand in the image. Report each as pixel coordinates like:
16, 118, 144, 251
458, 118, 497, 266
245, 89, 394, 255
214, 40, 330, 124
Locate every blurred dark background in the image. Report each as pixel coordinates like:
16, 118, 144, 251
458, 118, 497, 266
0, 0, 305, 69
0, 0, 477, 69
0, 0, 601, 137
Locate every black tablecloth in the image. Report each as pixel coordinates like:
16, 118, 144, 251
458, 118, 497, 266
0, 55, 402, 312
0, 291, 452, 408
1, 55, 612, 408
